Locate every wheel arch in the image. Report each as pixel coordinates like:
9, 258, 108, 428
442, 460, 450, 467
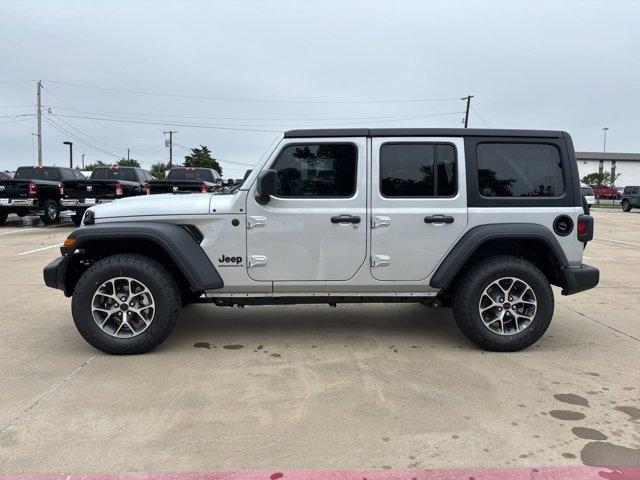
430, 223, 569, 292
60, 222, 223, 296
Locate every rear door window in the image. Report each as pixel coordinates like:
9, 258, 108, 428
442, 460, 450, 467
477, 143, 564, 197
380, 143, 457, 197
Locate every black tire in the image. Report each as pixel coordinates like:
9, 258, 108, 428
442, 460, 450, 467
71, 211, 84, 226
0, 211, 7, 225
40, 199, 60, 224
71, 254, 181, 355
622, 200, 632, 212
181, 290, 203, 307
452, 255, 554, 352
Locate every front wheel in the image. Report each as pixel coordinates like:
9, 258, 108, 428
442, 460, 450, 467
40, 199, 60, 224
0, 211, 7, 225
452, 255, 554, 352
622, 200, 632, 212
71, 254, 181, 354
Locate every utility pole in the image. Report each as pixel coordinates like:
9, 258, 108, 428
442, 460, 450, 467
81, 154, 85, 169
164, 130, 177, 169
36, 81, 43, 165
461, 95, 474, 128
127, 148, 130, 161
602, 127, 609, 153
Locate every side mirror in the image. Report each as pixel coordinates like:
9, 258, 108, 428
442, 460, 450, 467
256, 169, 277, 204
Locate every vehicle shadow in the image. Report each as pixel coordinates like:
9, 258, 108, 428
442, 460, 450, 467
166, 303, 467, 350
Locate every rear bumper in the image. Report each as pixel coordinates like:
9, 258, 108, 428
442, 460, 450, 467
61, 198, 113, 207
561, 263, 599, 295
0, 198, 37, 208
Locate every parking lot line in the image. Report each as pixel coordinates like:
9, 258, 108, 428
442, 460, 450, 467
0, 229, 34, 236
17, 244, 61, 255
593, 236, 640, 247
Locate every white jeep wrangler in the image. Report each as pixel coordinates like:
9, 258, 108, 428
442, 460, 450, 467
44, 128, 598, 354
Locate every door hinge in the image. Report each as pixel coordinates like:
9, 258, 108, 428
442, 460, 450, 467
248, 255, 268, 268
371, 216, 391, 228
371, 254, 391, 267
247, 216, 267, 229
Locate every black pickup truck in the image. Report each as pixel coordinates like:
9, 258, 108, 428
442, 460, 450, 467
60, 166, 154, 225
149, 167, 221, 194
0, 166, 85, 225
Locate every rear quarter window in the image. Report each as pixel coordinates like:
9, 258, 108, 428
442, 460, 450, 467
477, 143, 564, 198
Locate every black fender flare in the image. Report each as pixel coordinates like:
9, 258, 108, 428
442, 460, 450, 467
429, 223, 569, 289
63, 222, 223, 291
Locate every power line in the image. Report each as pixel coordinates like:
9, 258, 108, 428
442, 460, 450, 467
0, 118, 33, 126
44, 86, 159, 141
46, 80, 461, 104
471, 106, 491, 128
46, 113, 133, 155
43, 117, 120, 158
0, 80, 39, 84
44, 104, 464, 123
46, 113, 282, 133
46, 111, 463, 131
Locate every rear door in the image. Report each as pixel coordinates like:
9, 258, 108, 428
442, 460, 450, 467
370, 137, 468, 281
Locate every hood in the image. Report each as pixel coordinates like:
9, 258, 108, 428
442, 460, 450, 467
91, 193, 214, 219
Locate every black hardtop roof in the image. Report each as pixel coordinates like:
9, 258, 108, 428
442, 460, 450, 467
284, 128, 565, 139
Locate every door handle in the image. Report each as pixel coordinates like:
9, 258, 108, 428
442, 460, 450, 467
331, 214, 361, 224
424, 215, 455, 224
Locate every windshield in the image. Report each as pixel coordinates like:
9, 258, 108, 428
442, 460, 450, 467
167, 169, 216, 182
581, 186, 594, 196
91, 168, 137, 182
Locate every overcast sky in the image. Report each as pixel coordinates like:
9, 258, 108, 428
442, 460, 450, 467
1, 0, 638, 175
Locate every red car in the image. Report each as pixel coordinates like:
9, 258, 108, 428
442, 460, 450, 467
592, 186, 620, 199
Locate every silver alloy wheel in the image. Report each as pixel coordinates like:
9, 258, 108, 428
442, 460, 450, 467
48, 203, 57, 219
478, 277, 537, 336
91, 277, 156, 338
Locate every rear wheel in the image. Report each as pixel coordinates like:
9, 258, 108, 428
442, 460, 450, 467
72, 254, 181, 355
0, 211, 7, 225
40, 199, 60, 224
622, 200, 632, 212
452, 255, 554, 351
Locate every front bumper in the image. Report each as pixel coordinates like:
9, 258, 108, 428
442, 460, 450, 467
61, 198, 113, 208
561, 263, 599, 295
0, 198, 37, 208
43, 254, 73, 296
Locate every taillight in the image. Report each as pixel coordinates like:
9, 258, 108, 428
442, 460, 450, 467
28, 182, 37, 197
114, 182, 123, 196
200, 182, 208, 193
577, 219, 587, 237
577, 214, 593, 243
59, 182, 64, 196
145, 182, 151, 195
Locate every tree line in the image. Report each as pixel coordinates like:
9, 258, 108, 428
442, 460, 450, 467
80, 145, 222, 180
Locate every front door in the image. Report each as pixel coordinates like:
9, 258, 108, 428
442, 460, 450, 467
246, 138, 367, 281
370, 137, 468, 281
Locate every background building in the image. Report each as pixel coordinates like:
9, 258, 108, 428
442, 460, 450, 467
576, 152, 640, 187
